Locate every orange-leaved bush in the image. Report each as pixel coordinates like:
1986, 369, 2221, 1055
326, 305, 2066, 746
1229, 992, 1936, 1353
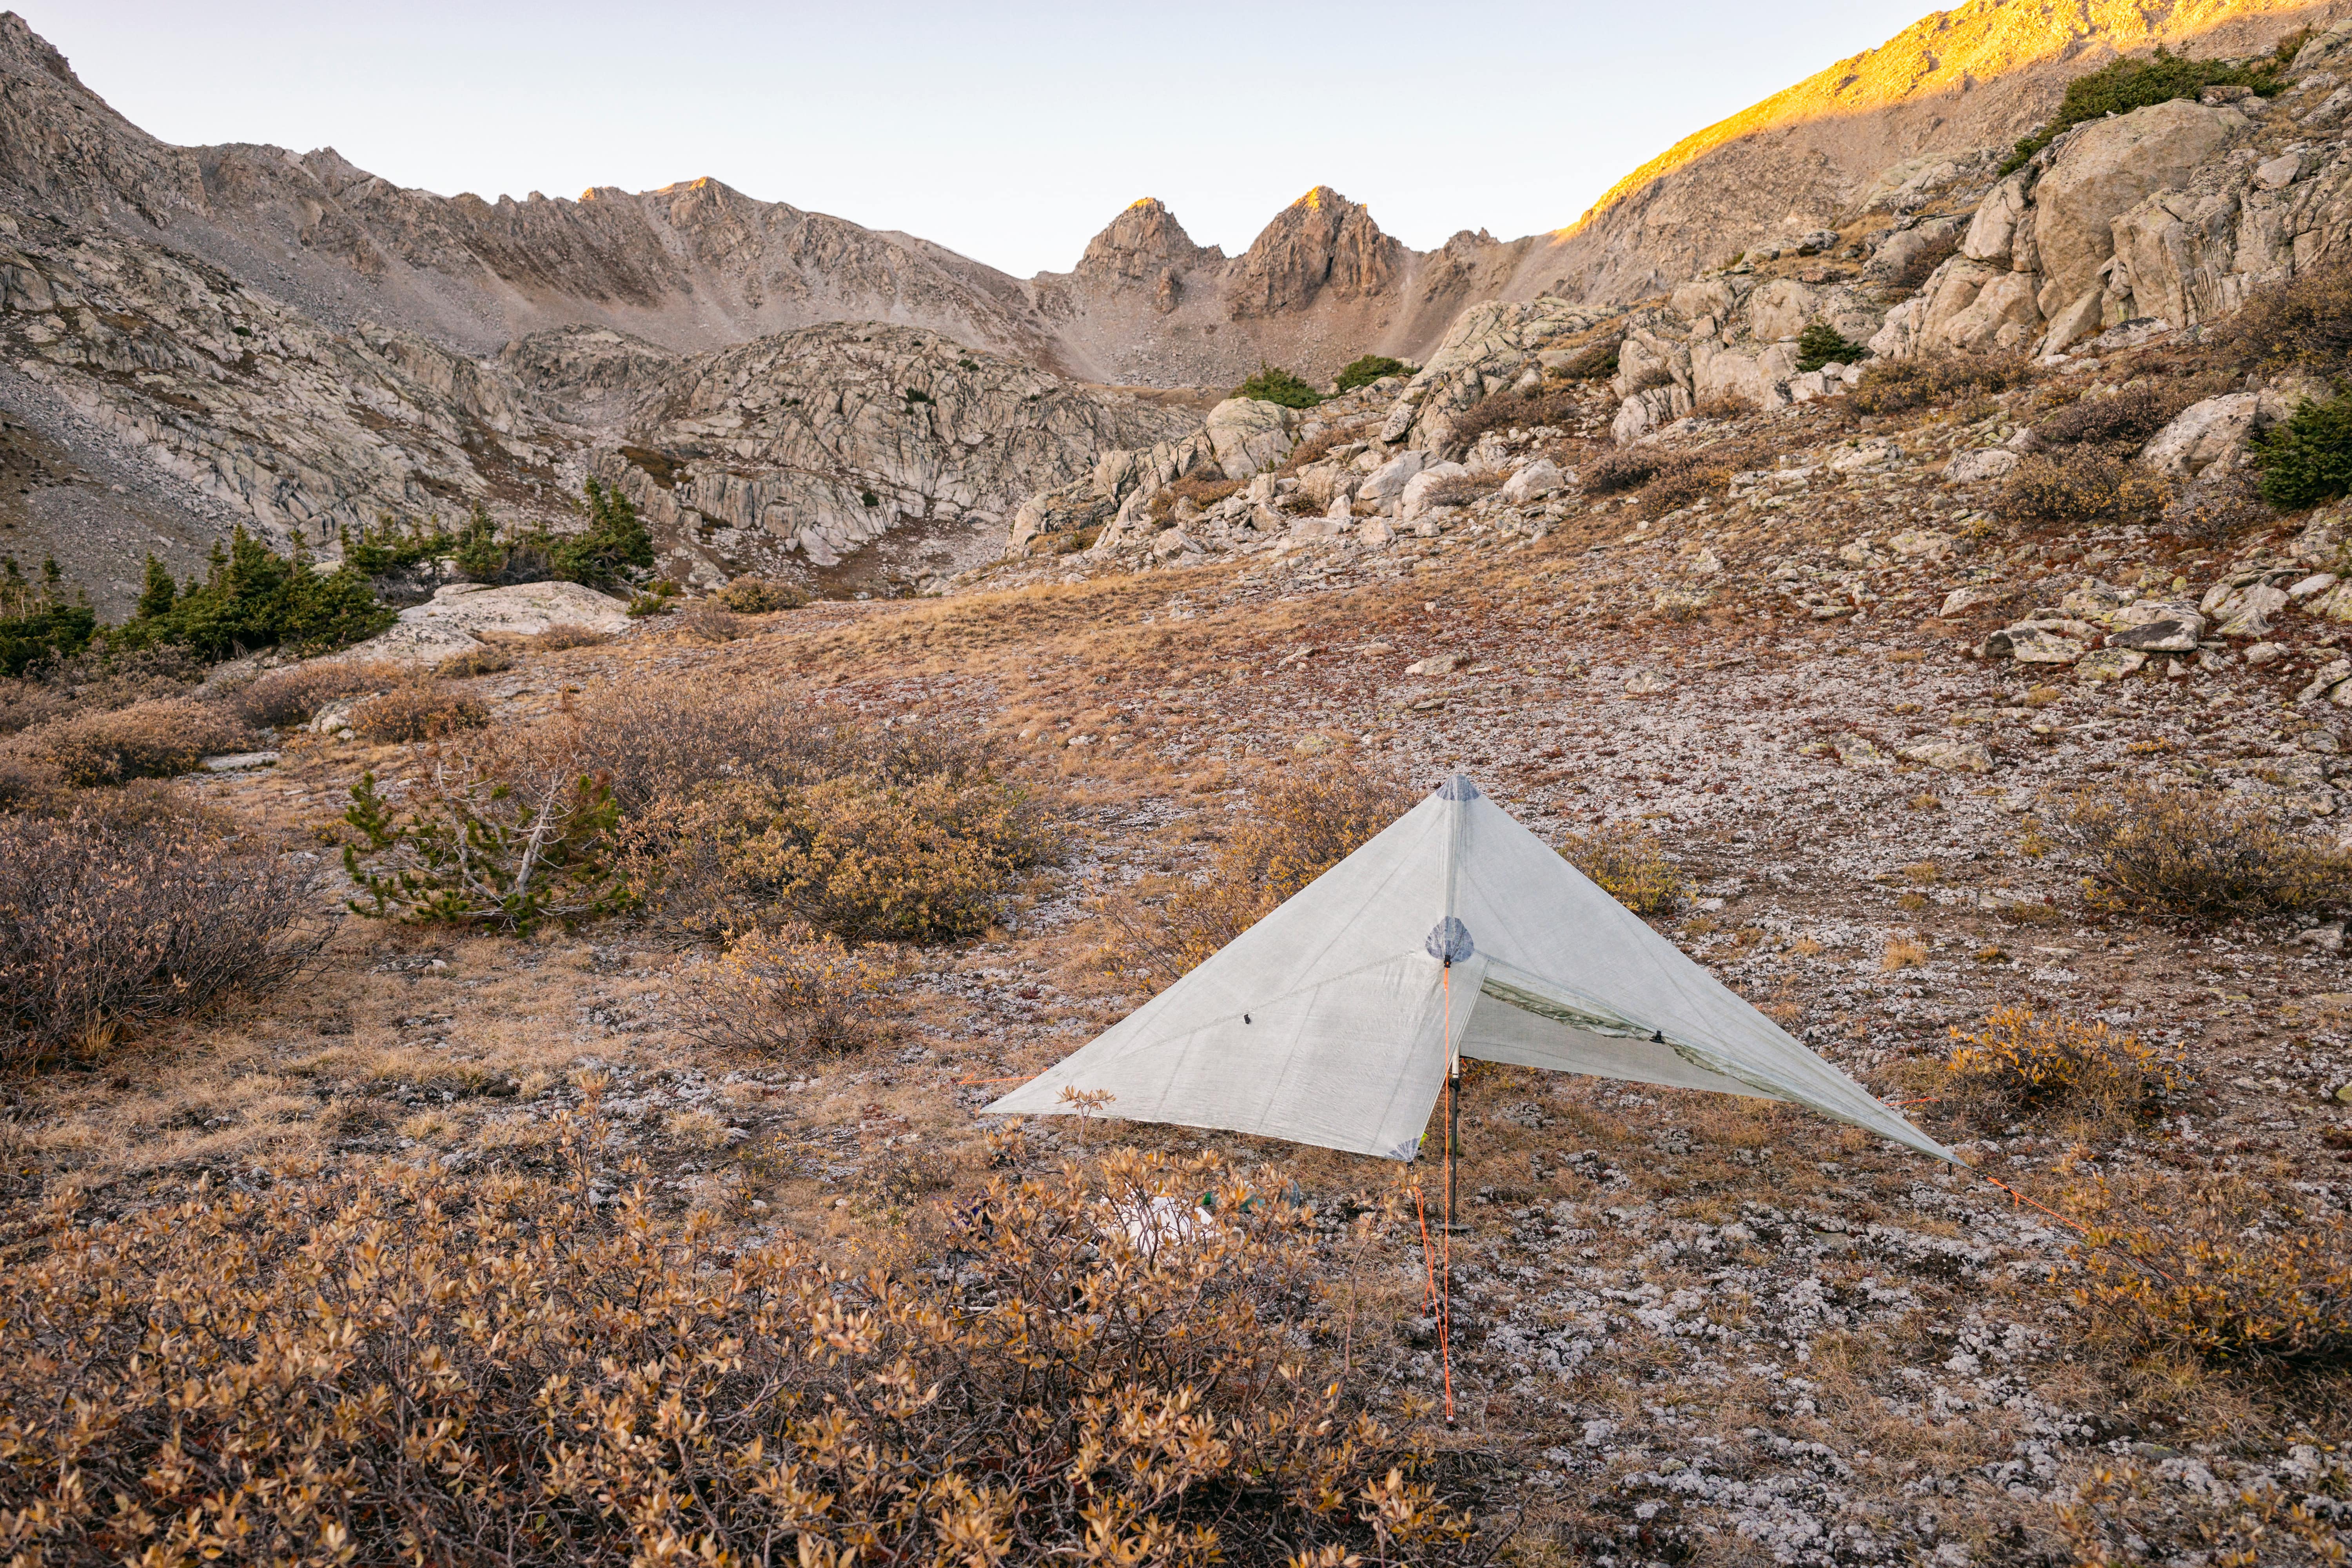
0, 1131, 1490, 1566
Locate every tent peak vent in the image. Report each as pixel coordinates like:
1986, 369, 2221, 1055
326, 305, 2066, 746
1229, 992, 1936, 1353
1424, 916, 1475, 964
1436, 775, 1481, 801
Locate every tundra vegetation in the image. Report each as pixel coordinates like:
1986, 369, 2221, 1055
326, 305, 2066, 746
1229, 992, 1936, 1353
17, 46, 2352, 1568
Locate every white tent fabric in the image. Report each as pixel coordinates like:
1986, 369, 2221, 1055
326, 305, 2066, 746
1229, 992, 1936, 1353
988, 775, 1958, 1165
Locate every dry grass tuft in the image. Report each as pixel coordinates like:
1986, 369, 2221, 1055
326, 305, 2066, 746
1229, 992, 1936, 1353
1879, 936, 1927, 971
532, 621, 612, 651
2068, 781, 2352, 919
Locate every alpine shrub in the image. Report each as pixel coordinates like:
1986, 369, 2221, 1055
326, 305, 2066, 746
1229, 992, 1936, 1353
678, 925, 898, 1062
2001, 46, 2287, 175
347, 681, 489, 744
0, 1144, 1485, 1566
2068, 780, 2352, 918
0, 805, 321, 1062
1942, 1006, 2188, 1129
2250, 388, 2352, 507
0, 558, 93, 677
1233, 363, 1323, 409
1333, 354, 1415, 392
30, 699, 253, 786
1559, 822, 1683, 915
1794, 321, 1867, 373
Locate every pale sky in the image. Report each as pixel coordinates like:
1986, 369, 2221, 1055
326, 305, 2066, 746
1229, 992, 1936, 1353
37, 0, 1932, 277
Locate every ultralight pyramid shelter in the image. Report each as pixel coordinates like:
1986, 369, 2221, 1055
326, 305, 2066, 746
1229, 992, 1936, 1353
990, 775, 1956, 1166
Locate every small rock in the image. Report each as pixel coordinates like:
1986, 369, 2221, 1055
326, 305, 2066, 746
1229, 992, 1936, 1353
2243, 641, 2288, 667
1623, 669, 1676, 696
2299, 922, 2345, 954
1405, 653, 1466, 677
1943, 448, 2019, 483
1900, 739, 1995, 773
2299, 658, 2352, 703
1982, 623, 2087, 663
1499, 458, 1564, 504
200, 750, 280, 772
1939, 586, 1993, 618
2076, 648, 2147, 682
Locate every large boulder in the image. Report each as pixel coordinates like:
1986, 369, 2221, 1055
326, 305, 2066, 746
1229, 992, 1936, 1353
1960, 171, 2035, 265
1399, 462, 1470, 520
1204, 398, 1295, 479
1692, 341, 1798, 409
1612, 385, 1692, 445
1359, 450, 1430, 508
2140, 391, 2285, 477
1745, 279, 1816, 343
2030, 100, 2247, 321
1611, 327, 1691, 397
1500, 458, 1564, 503
338, 581, 634, 663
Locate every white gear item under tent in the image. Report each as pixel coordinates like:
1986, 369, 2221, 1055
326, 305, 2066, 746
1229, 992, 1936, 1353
987, 773, 1957, 1169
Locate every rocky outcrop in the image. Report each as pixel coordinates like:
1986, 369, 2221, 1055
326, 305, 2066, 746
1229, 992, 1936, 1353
1867, 25, 2352, 363
576, 323, 1197, 577
1490, 0, 2332, 311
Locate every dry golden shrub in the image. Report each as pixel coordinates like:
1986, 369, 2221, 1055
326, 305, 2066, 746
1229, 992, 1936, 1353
0, 1141, 1483, 1566
1559, 822, 1683, 915
230, 659, 399, 728
734, 771, 1058, 942
1097, 764, 1414, 984
28, 698, 253, 786
1942, 1007, 2187, 1130
434, 643, 517, 678
2071, 1171, 2352, 1369
1998, 448, 2171, 523
713, 575, 809, 613
674, 603, 748, 643
583, 686, 1060, 943
1422, 471, 1504, 509
0, 806, 322, 1063
533, 620, 612, 650
1148, 474, 1245, 522
2060, 1455, 2352, 1565
2033, 385, 2179, 447
1880, 936, 1927, 971
348, 681, 490, 744
0, 753, 61, 814
2068, 780, 2352, 918
1849, 350, 2027, 414
679, 925, 900, 1062
0, 645, 206, 738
